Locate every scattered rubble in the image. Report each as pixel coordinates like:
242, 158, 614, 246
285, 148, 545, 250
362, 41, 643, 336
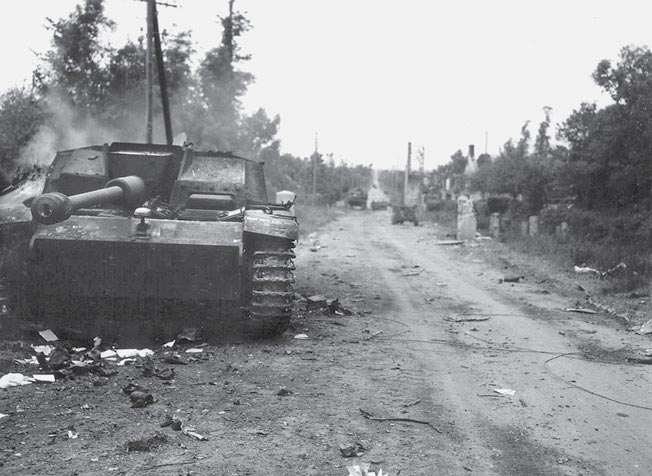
573, 262, 627, 280
306, 295, 328, 308
638, 319, 652, 335
163, 353, 188, 365
38, 329, 59, 342
347, 464, 388, 476
359, 408, 441, 433
0, 373, 38, 389
493, 388, 516, 396
276, 386, 293, 396
181, 426, 208, 441
340, 442, 367, 458
445, 315, 491, 323
128, 390, 155, 408
563, 307, 598, 315
324, 299, 353, 316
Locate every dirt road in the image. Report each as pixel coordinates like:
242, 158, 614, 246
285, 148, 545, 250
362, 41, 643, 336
296, 210, 652, 475
2, 209, 652, 475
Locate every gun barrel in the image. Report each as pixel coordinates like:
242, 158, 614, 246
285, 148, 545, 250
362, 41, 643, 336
31, 175, 147, 225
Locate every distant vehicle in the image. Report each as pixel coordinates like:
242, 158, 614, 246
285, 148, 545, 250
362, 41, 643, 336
391, 172, 421, 226
391, 205, 419, 225
347, 188, 368, 209
370, 200, 389, 211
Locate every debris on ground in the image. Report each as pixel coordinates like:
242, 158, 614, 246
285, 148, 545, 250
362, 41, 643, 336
163, 353, 187, 365
0, 373, 36, 389
306, 295, 328, 308
574, 262, 627, 279
401, 270, 421, 277
499, 276, 524, 283
161, 414, 183, 431
126, 433, 167, 452
445, 315, 491, 323
128, 390, 154, 408
324, 298, 353, 316
340, 442, 367, 458
574, 265, 600, 277
32, 345, 54, 356
347, 463, 387, 476
47, 347, 71, 369
359, 408, 441, 433
182, 426, 208, 441
563, 307, 597, 314
32, 374, 55, 383
276, 386, 293, 396
141, 364, 175, 381
638, 318, 652, 335
493, 388, 516, 396
38, 329, 59, 342
115, 349, 154, 358
434, 240, 464, 246
403, 399, 421, 408
122, 383, 147, 394
626, 356, 652, 365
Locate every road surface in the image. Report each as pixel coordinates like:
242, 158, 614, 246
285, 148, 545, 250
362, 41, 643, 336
295, 210, 652, 475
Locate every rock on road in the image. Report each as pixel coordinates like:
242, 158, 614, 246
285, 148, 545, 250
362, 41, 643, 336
296, 209, 652, 475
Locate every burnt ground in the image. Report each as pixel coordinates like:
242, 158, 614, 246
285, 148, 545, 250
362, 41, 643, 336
2, 209, 652, 475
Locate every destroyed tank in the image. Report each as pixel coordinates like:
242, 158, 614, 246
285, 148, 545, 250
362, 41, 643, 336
2, 142, 298, 342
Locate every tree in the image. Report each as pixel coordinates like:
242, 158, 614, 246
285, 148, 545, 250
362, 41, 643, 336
198, 0, 254, 150
41, 0, 115, 114
449, 149, 467, 174
534, 106, 552, 157
557, 45, 652, 210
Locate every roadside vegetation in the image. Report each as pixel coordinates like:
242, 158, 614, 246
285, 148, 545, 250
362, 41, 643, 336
429, 45, 652, 292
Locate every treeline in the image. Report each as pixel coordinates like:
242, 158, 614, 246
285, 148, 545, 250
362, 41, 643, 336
436, 45, 652, 217
0, 0, 370, 204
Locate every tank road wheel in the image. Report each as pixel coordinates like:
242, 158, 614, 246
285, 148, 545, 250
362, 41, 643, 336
243, 235, 296, 337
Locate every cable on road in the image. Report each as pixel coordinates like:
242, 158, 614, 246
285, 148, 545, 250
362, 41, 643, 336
303, 310, 652, 411
544, 353, 652, 412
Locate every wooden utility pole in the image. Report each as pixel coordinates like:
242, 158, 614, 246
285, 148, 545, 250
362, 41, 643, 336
403, 142, 411, 206
142, 0, 177, 144
312, 133, 318, 206
145, 0, 154, 144
152, 1, 172, 145
417, 146, 425, 211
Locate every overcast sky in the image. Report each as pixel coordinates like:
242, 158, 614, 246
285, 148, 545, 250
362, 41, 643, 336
0, 0, 649, 169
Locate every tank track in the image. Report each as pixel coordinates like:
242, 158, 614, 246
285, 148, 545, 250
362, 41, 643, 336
247, 244, 295, 335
